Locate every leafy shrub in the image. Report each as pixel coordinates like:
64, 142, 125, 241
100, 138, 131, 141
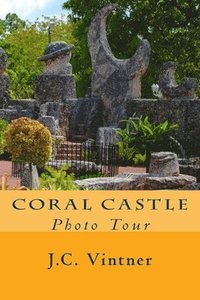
0, 119, 8, 155
117, 115, 179, 166
5, 117, 52, 165
133, 153, 146, 165
39, 164, 79, 190
5, 117, 52, 189
76, 171, 104, 180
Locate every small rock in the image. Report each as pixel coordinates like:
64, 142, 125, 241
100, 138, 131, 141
181, 183, 200, 190
149, 152, 180, 177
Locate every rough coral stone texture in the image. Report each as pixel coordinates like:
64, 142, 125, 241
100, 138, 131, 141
88, 4, 150, 126
75, 172, 196, 190
158, 61, 197, 100
69, 97, 103, 141
149, 152, 180, 177
0, 47, 8, 74
0, 75, 10, 108
38, 116, 59, 135
21, 165, 39, 190
96, 127, 120, 146
34, 75, 76, 103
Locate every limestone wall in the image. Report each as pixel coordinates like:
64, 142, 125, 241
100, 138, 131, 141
1, 96, 200, 155
125, 98, 200, 155
0, 99, 38, 122
69, 97, 103, 141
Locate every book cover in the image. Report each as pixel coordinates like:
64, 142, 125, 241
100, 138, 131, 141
0, 1, 199, 299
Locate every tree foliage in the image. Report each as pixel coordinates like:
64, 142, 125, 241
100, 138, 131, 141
63, 0, 200, 97
0, 16, 77, 99
0, 13, 25, 36
0, 2, 199, 99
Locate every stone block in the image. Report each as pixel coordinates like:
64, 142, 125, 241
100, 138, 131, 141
34, 75, 76, 103
0, 75, 9, 108
69, 97, 103, 141
96, 127, 120, 146
149, 152, 180, 177
38, 116, 59, 135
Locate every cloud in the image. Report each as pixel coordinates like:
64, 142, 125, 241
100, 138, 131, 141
0, 0, 62, 20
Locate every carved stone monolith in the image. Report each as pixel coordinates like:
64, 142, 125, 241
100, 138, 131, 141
158, 61, 198, 100
35, 41, 76, 103
88, 4, 151, 125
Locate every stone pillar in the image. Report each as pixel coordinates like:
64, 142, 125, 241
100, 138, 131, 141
0, 47, 10, 109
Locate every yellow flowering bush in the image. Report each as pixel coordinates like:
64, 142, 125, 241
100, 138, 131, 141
5, 117, 52, 166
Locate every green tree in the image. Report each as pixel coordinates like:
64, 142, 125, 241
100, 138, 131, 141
0, 13, 25, 37
0, 16, 77, 99
5, 117, 52, 189
3, 13, 25, 34
0, 20, 4, 36
63, 0, 200, 97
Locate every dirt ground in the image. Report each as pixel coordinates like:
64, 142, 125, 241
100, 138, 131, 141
0, 161, 20, 189
118, 166, 146, 174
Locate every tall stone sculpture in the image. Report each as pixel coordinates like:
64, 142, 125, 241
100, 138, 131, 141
88, 3, 151, 125
35, 41, 77, 139
35, 41, 76, 103
158, 61, 198, 100
0, 47, 10, 109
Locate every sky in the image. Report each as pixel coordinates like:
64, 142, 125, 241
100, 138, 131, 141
0, 0, 67, 21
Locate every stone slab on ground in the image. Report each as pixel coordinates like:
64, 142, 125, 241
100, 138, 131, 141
75, 175, 144, 190
181, 183, 200, 190
75, 172, 196, 190
179, 164, 200, 183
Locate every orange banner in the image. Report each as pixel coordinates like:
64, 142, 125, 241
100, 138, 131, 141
0, 232, 199, 299
0, 190, 199, 231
